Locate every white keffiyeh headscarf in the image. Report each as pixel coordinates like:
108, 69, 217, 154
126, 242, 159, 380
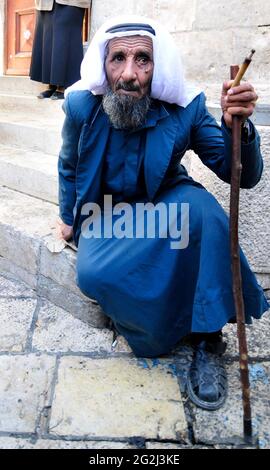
65, 15, 200, 107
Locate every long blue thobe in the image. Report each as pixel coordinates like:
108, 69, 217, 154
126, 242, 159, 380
58, 90, 269, 357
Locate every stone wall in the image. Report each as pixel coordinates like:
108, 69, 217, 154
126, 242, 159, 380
90, 0, 270, 92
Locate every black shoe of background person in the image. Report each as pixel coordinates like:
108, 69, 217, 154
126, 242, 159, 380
51, 90, 65, 100
37, 85, 57, 99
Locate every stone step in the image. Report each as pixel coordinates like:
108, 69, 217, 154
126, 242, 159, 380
0, 186, 107, 328
0, 111, 63, 155
0, 144, 58, 203
0, 93, 64, 120
0, 75, 44, 96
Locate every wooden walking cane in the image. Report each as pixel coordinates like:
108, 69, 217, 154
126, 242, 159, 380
229, 50, 255, 443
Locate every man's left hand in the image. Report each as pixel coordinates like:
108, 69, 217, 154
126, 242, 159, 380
221, 81, 258, 129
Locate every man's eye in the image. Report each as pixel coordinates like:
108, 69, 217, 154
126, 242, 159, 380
137, 56, 150, 64
113, 55, 124, 62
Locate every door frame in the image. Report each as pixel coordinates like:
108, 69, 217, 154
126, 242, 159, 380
3, 0, 92, 76
3, 0, 35, 77
3, 0, 7, 74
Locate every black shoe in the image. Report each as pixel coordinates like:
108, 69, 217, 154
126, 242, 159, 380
37, 86, 57, 99
51, 91, 65, 100
187, 340, 228, 410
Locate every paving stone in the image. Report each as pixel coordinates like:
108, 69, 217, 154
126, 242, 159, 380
111, 334, 133, 354
0, 298, 36, 352
32, 300, 113, 353
50, 356, 188, 441
193, 362, 270, 449
146, 442, 210, 449
0, 274, 35, 297
213, 444, 255, 449
223, 312, 270, 359
0, 437, 134, 449
0, 354, 55, 433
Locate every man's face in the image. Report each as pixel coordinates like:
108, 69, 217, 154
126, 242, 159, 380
105, 35, 154, 99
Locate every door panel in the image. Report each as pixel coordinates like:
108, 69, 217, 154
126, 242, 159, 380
6, 0, 36, 76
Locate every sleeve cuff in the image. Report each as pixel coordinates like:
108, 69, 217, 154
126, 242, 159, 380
221, 117, 256, 145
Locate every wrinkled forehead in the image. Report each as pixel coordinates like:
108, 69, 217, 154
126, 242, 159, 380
107, 35, 153, 54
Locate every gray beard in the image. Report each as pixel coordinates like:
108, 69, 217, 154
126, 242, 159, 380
102, 89, 151, 130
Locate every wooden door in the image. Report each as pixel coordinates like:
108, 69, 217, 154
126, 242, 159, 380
6, 0, 36, 76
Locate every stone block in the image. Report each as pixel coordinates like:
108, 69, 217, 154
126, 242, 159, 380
0, 94, 64, 119
37, 275, 108, 328
255, 273, 270, 291
223, 312, 270, 359
0, 224, 40, 275
0, 262, 37, 291
91, 0, 154, 35
40, 243, 79, 295
0, 187, 58, 275
0, 186, 58, 237
193, 362, 270, 449
172, 30, 234, 84
0, 121, 62, 156
0, 354, 55, 433
195, 1, 270, 29
0, 273, 35, 297
232, 28, 270, 90
146, 442, 211, 449
0, 145, 58, 204
0, 298, 36, 352
32, 299, 113, 353
49, 356, 188, 441
153, 0, 196, 32
0, 437, 135, 449
0, 76, 44, 96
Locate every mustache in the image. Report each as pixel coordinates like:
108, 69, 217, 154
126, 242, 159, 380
115, 82, 141, 92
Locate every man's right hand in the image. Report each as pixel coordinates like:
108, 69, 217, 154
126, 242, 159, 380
56, 219, 73, 241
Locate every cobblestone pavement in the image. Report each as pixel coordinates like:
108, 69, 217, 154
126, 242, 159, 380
0, 273, 269, 449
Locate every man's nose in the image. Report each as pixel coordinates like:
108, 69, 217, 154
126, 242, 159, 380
121, 58, 137, 82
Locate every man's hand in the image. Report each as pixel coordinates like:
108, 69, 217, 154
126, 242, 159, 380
221, 81, 258, 129
56, 218, 73, 241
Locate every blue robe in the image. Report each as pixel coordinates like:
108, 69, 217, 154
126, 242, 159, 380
58, 90, 269, 357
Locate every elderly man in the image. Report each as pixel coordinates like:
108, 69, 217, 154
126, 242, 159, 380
57, 16, 269, 411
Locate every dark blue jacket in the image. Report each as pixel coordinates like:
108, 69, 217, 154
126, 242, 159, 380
58, 90, 263, 245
